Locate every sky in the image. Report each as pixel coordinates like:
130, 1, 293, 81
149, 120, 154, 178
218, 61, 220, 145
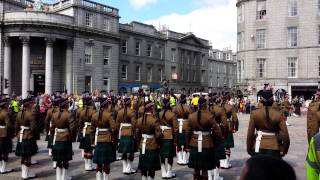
49, 0, 237, 51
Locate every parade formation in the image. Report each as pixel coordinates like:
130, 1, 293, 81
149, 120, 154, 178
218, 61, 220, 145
0, 83, 301, 180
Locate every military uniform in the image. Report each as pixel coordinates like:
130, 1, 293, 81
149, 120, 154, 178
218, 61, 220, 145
135, 101, 162, 180
0, 99, 14, 174
186, 99, 223, 180
116, 100, 137, 175
78, 100, 96, 171
159, 106, 178, 179
45, 103, 59, 156
247, 104, 290, 158
50, 98, 75, 180
174, 103, 192, 165
307, 99, 320, 142
282, 99, 291, 118
92, 98, 117, 180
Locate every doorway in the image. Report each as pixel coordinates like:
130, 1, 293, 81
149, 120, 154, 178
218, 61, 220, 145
34, 74, 45, 95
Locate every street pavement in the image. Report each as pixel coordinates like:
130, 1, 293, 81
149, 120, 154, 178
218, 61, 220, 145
0, 114, 307, 180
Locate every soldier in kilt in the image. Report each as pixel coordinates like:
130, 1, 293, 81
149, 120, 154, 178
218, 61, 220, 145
221, 94, 239, 169
136, 101, 162, 180
78, 95, 97, 171
0, 98, 14, 174
158, 98, 177, 179
208, 94, 227, 180
15, 97, 37, 179
173, 94, 192, 165
116, 97, 137, 175
50, 98, 76, 180
45, 96, 60, 168
92, 97, 117, 180
186, 97, 223, 180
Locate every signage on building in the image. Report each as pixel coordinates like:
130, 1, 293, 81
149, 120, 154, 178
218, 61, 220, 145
171, 73, 178, 80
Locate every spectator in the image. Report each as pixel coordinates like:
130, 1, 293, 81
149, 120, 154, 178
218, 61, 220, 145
240, 155, 296, 180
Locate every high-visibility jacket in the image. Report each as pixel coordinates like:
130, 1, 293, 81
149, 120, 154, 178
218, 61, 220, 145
191, 97, 199, 106
307, 133, 320, 180
170, 96, 176, 108
10, 100, 19, 113
78, 99, 84, 109
156, 100, 162, 110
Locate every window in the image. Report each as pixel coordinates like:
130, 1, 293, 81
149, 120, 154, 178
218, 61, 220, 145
159, 68, 163, 82
318, 57, 320, 76
238, 60, 242, 82
85, 44, 92, 64
171, 66, 177, 80
210, 77, 213, 87
85, 13, 93, 27
318, 26, 320, 45
201, 55, 205, 66
103, 47, 110, 65
193, 54, 197, 65
160, 47, 163, 59
187, 52, 190, 64
147, 67, 152, 82
181, 53, 185, 64
85, 76, 92, 92
217, 77, 220, 87
121, 40, 127, 54
187, 70, 190, 81
104, 18, 110, 31
288, 57, 297, 78
193, 70, 196, 81
121, 64, 127, 80
135, 65, 140, 81
288, 0, 297, 17
103, 77, 110, 91
288, 27, 298, 47
256, 0, 266, 20
256, 29, 266, 49
147, 44, 152, 57
181, 69, 184, 80
238, 5, 244, 23
237, 32, 242, 51
171, 48, 176, 62
201, 70, 205, 83
135, 41, 140, 56
257, 58, 266, 78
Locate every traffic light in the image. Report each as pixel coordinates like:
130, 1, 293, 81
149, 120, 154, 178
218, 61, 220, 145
4, 79, 9, 89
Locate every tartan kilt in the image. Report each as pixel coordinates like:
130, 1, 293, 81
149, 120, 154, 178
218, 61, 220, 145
188, 147, 216, 170
47, 134, 53, 149
0, 137, 12, 154
52, 141, 73, 162
160, 139, 175, 159
177, 133, 187, 147
76, 133, 82, 142
138, 149, 161, 172
254, 149, 281, 159
79, 135, 93, 152
215, 142, 226, 160
224, 132, 234, 148
15, 139, 38, 157
93, 142, 116, 165
118, 136, 136, 154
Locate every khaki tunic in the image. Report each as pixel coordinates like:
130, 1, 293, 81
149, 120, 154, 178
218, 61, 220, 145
223, 103, 239, 132
307, 101, 320, 142
159, 110, 178, 141
50, 109, 75, 142
247, 106, 290, 155
91, 110, 117, 143
186, 110, 223, 149
0, 109, 13, 138
208, 105, 228, 137
45, 107, 59, 134
116, 107, 136, 137
135, 113, 162, 150
78, 106, 96, 135
15, 109, 37, 140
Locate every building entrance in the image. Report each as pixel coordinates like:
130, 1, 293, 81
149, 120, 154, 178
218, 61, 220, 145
291, 86, 317, 100
34, 74, 45, 95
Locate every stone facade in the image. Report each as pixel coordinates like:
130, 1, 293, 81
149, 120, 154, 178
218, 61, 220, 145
237, 0, 320, 99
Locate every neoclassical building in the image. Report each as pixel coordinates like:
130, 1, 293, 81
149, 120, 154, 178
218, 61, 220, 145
237, 0, 320, 99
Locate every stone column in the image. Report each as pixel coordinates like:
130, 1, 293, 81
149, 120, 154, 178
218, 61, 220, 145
65, 40, 73, 94
3, 37, 11, 94
45, 38, 55, 95
20, 36, 30, 99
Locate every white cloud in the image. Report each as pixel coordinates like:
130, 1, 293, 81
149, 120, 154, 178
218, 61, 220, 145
145, 0, 237, 51
128, 0, 158, 10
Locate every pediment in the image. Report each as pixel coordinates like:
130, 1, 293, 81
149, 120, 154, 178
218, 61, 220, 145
179, 34, 205, 47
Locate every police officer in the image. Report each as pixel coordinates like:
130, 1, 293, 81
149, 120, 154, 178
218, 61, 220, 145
186, 97, 223, 180
50, 98, 76, 180
174, 94, 192, 165
92, 97, 117, 180
15, 97, 37, 179
159, 98, 177, 179
247, 87, 290, 158
78, 94, 96, 171
307, 132, 320, 179
116, 97, 137, 175
135, 101, 162, 180
0, 98, 14, 174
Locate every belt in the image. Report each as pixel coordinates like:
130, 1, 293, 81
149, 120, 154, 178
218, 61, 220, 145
193, 131, 211, 152
255, 131, 276, 153
141, 134, 154, 155
19, 126, 30, 143
53, 128, 69, 145
119, 123, 132, 139
160, 125, 172, 133
48, 121, 53, 135
83, 122, 92, 137
95, 128, 110, 145
177, 118, 186, 133
0, 126, 6, 128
